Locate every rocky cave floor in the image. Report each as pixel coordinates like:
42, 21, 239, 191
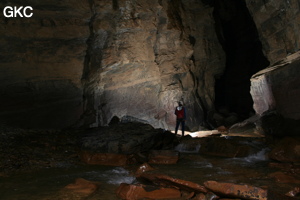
0, 123, 300, 200
0, 127, 80, 174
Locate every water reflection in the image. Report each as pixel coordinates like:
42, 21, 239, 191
0, 144, 294, 199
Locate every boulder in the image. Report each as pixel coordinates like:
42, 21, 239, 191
204, 192, 219, 200
191, 192, 219, 200
217, 126, 228, 133
203, 181, 267, 200
269, 137, 300, 163
268, 189, 298, 200
79, 123, 178, 155
193, 193, 206, 200
64, 178, 100, 195
148, 150, 179, 164
259, 111, 300, 137
135, 163, 155, 176
268, 162, 300, 175
228, 115, 264, 137
139, 173, 208, 194
250, 53, 300, 133
116, 183, 181, 200
269, 171, 300, 184
286, 187, 300, 197
184, 191, 195, 199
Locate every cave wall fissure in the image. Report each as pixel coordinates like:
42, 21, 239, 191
213, 0, 270, 122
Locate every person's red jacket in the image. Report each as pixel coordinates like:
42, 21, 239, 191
175, 106, 186, 120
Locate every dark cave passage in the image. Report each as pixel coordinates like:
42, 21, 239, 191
213, 0, 270, 119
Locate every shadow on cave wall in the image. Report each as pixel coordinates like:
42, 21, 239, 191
212, 0, 270, 122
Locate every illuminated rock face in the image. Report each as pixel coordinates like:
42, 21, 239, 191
0, 0, 225, 130
246, 0, 300, 122
250, 53, 300, 120
81, 0, 225, 131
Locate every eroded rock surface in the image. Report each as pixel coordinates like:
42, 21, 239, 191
204, 181, 267, 200
269, 137, 300, 163
79, 122, 178, 154
81, 0, 225, 131
116, 183, 181, 200
64, 178, 100, 195
139, 173, 208, 194
250, 53, 300, 121
0, 0, 227, 131
245, 0, 300, 65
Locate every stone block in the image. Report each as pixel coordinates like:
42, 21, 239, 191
64, 178, 100, 195
135, 162, 155, 176
269, 137, 300, 162
148, 150, 179, 164
204, 181, 267, 200
139, 173, 208, 193
116, 183, 181, 200
269, 171, 300, 184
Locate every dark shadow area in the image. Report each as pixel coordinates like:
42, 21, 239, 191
213, 0, 270, 120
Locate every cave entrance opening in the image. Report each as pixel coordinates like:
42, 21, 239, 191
212, 0, 269, 123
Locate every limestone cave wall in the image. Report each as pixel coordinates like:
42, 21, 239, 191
0, 0, 225, 130
81, 0, 225, 131
245, 0, 300, 65
246, 0, 300, 121
0, 0, 299, 130
0, 0, 91, 128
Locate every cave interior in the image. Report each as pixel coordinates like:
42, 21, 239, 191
1, 0, 300, 199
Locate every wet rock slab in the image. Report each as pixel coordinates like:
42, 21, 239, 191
116, 183, 181, 200
64, 178, 100, 195
269, 137, 300, 163
286, 187, 300, 198
135, 162, 156, 176
269, 171, 300, 184
203, 181, 267, 200
79, 122, 177, 155
139, 173, 208, 193
148, 150, 179, 164
268, 189, 299, 200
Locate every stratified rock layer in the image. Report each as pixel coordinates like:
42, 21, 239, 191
1, 0, 299, 131
204, 181, 267, 200
250, 52, 300, 120
0, 0, 225, 130
82, 0, 225, 131
245, 0, 300, 65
